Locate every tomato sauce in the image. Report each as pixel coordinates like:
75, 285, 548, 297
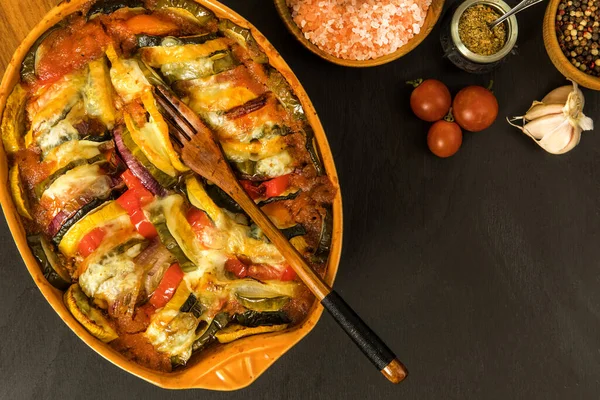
36, 18, 109, 85
111, 333, 172, 372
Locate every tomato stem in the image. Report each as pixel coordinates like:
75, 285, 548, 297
443, 107, 455, 122
487, 80, 494, 92
406, 78, 423, 88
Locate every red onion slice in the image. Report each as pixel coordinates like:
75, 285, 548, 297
113, 126, 167, 196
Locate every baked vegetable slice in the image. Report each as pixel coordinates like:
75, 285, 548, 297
64, 283, 118, 343
1, 83, 28, 154
28, 234, 71, 290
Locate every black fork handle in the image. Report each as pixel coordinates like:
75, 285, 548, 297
321, 291, 408, 383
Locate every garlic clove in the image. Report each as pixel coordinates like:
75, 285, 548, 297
541, 85, 573, 104
554, 126, 581, 154
537, 121, 574, 154
522, 113, 567, 140
524, 103, 564, 121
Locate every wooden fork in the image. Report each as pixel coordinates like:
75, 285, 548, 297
153, 86, 407, 384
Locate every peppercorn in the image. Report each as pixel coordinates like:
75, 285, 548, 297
557, 0, 600, 76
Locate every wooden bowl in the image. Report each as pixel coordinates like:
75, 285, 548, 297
0, 0, 343, 390
543, 0, 600, 90
274, 0, 446, 67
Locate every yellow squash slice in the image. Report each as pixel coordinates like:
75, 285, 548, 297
64, 283, 118, 343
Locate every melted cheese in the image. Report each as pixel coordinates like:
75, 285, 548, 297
42, 163, 111, 207
28, 71, 86, 133
221, 136, 287, 163
185, 78, 259, 113
107, 46, 151, 103
43, 140, 106, 166
141, 38, 230, 67
84, 57, 116, 129
254, 150, 293, 177
79, 242, 145, 306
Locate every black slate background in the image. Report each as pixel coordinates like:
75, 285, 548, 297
2, 0, 600, 399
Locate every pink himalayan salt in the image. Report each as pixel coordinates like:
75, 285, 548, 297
287, 0, 432, 60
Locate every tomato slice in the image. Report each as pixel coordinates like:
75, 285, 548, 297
78, 227, 106, 258
225, 257, 248, 278
120, 170, 153, 206
149, 263, 184, 308
240, 180, 264, 200
263, 174, 290, 198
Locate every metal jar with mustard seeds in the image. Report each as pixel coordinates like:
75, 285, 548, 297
440, 0, 519, 73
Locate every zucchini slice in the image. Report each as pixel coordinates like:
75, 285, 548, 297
58, 200, 128, 257
136, 33, 218, 48
185, 175, 223, 224
87, 0, 144, 17
9, 165, 32, 220
64, 284, 118, 342
83, 57, 116, 129
154, 0, 215, 26
120, 126, 178, 188
140, 38, 230, 67
1, 84, 28, 154
217, 19, 268, 64
20, 23, 63, 84
28, 235, 71, 290
235, 293, 289, 312
146, 195, 201, 272
35, 154, 106, 199
215, 323, 288, 344
192, 312, 229, 351
232, 310, 291, 327
179, 293, 204, 317
51, 192, 119, 245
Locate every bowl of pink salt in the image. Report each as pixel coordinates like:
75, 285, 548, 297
274, 0, 446, 67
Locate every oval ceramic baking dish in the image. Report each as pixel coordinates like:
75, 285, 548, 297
0, 0, 342, 390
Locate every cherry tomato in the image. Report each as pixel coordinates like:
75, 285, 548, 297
452, 86, 498, 132
427, 120, 462, 158
410, 79, 452, 122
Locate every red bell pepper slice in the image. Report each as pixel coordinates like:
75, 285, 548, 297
262, 174, 290, 198
247, 264, 297, 281
78, 227, 106, 258
225, 257, 248, 279
187, 208, 214, 230
117, 170, 157, 239
279, 265, 297, 281
240, 174, 291, 200
240, 180, 264, 200
149, 263, 184, 308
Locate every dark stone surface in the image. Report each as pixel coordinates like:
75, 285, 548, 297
1, 0, 600, 399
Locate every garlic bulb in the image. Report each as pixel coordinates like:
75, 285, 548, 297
507, 81, 593, 154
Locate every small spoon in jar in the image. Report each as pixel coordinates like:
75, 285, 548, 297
488, 0, 545, 31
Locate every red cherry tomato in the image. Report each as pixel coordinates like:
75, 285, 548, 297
427, 120, 463, 158
410, 79, 452, 122
452, 86, 499, 132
